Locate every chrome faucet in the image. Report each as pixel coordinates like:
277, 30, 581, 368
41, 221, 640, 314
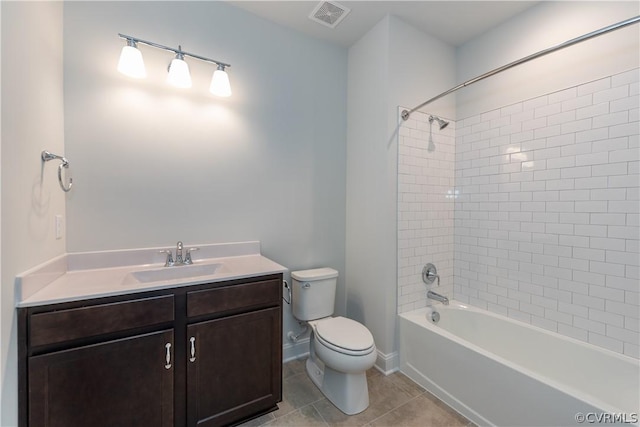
175, 241, 184, 265
423, 263, 448, 305
427, 290, 449, 305
159, 241, 199, 267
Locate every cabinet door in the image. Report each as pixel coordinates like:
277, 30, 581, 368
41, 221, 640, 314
29, 330, 174, 427
187, 307, 281, 427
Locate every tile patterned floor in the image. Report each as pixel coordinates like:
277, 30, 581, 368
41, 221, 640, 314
240, 358, 473, 427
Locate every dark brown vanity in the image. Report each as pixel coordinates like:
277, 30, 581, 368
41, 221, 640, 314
18, 273, 283, 427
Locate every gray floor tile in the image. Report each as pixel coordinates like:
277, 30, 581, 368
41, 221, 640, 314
265, 404, 329, 427
283, 358, 307, 379
370, 393, 468, 427
274, 370, 325, 418
239, 359, 470, 427
240, 412, 276, 427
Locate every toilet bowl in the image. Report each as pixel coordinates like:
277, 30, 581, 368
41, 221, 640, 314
291, 268, 377, 415
306, 316, 377, 415
311, 316, 376, 372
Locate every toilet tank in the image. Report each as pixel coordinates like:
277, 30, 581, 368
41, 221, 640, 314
291, 268, 338, 321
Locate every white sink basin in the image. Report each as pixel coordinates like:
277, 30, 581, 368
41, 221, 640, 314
127, 263, 226, 284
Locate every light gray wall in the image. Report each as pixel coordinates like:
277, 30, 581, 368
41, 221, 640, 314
456, 1, 640, 119
346, 15, 392, 359
0, 6, 3, 421
63, 1, 348, 358
388, 15, 456, 122
346, 15, 455, 367
1, 2, 65, 425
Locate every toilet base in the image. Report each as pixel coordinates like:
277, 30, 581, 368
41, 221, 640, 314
306, 357, 370, 415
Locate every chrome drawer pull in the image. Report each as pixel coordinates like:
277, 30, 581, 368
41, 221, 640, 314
189, 337, 196, 362
165, 343, 172, 369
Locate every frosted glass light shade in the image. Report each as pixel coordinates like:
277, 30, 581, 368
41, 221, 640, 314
117, 45, 146, 79
167, 58, 192, 88
209, 68, 232, 97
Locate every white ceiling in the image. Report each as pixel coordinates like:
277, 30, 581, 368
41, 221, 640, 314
227, 1, 539, 47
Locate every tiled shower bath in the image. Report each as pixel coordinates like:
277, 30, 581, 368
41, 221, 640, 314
398, 68, 639, 358
398, 111, 456, 313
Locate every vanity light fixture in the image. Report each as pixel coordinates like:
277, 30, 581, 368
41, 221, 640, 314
117, 39, 146, 79
166, 48, 192, 89
117, 33, 232, 97
210, 64, 232, 97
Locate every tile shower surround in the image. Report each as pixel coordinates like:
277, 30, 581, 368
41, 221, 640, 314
398, 111, 456, 313
398, 68, 639, 358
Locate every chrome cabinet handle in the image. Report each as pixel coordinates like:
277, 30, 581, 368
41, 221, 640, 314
165, 343, 172, 369
189, 337, 196, 362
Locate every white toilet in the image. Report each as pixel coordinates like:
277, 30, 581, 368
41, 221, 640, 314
291, 267, 376, 415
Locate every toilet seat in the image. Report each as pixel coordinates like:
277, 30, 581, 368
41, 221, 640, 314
312, 317, 375, 356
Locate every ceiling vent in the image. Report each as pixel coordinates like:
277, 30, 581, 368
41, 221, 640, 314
309, 1, 351, 29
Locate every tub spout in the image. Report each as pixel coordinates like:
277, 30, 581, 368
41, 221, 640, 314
427, 290, 449, 305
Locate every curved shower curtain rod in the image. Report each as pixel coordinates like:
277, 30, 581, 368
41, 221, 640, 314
401, 15, 640, 121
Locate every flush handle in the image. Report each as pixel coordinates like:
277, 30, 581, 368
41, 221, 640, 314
302, 282, 311, 289
164, 343, 172, 369
189, 337, 196, 362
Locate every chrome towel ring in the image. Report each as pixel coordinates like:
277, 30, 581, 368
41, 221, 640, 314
41, 150, 73, 192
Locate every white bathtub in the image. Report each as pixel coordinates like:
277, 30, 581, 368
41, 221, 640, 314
399, 302, 640, 427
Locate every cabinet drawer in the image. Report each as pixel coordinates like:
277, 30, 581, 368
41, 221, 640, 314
187, 278, 280, 318
30, 295, 174, 347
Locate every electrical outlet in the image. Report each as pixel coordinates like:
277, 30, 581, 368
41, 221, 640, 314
55, 215, 64, 240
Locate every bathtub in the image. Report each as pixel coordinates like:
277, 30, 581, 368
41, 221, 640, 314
399, 302, 639, 427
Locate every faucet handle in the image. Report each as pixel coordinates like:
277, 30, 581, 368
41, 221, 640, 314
159, 250, 174, 267
184, 247, 200, 265
422, 263, 440, 286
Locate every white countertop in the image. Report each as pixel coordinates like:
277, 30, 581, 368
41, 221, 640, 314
16, 241, 287, 307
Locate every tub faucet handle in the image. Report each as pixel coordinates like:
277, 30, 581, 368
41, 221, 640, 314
422, 263, 440, 287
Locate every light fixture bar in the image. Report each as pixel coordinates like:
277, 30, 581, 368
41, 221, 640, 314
117, 33, 231, 69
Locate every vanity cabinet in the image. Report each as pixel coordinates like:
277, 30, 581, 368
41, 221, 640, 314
18, 274, 283, 427
185, 279, 282, 427
187, 308, 281, 426
28, 330, 175, 427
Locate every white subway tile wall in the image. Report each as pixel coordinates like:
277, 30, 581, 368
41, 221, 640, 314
398, 109, 456, 313
454, 69, 639, 358
397, 69, 639, 358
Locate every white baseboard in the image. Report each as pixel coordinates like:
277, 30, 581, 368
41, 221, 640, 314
375, 349, 399, 375
283, 337, 310, 363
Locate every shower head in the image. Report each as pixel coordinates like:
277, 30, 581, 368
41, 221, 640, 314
429, 115, 449, 130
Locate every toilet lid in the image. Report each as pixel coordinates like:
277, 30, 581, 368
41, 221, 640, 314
315, 316, 374, 352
